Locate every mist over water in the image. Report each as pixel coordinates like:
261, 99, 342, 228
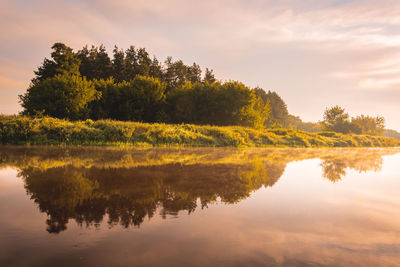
1, 146, 400, 266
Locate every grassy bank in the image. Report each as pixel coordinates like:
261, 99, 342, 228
1, 116, 399, 147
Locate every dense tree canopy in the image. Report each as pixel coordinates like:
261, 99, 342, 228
20, 43, 271, 126
167, 81, 270, 128
90, 76, 167, 122
253, 88, 289, 127
19, 42, 388, 133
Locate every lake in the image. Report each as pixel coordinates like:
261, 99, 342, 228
0, 146, 399, 266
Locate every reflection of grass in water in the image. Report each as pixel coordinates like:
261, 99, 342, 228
1, 146, 399, 171
6, 147, 399, 233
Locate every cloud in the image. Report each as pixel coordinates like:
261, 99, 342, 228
0, 0, 399, 128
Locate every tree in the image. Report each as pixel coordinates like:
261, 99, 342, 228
124, 46, 138, 81
20, 74, 100, 120
321, 105, 350, 133
111, 46, 126, 83
253, 88, 289, 127
126, 75, 166, 122
288, 115, 322, 132
122, 46, 153, 81
33, 43, 81, 83
149, 56, 163, 79
162, 58, 205, 92
163, 57, 188, 92
203, 68, 216, 83
186, 63, 202, 83
89, 78, 122, 120
77, 44, 112, 80
90, 76, 166, 122
166, 81, 269, 127
321, 106, 387, 135
238, 95, 271, 129
352, 115, 385, 136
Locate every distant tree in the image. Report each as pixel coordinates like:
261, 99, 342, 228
186, 63, 202, 83
135, 48, 152, 77
321, 106, 350, 133
288, 115, 322, 132
203, 68, 216, 83
111, 46, 126, 83
77, 44, 112, 80
162, 58, 205, 92
33, 43, 81, 83
351, 115, 385, 136
321, 106, 387, 135
149, 56, 163, 79
163, 57, 188, 92
122, 46, 154, 81
384, 129, 400, 139
124, 46, 138, 81
20, 74, 100, 120
253, 88, 289, 127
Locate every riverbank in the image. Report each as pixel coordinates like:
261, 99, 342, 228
1, 116, 399, 147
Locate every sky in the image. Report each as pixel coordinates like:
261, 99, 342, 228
1, 0, 399, 130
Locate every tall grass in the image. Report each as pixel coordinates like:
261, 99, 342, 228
1, 116, 399, 147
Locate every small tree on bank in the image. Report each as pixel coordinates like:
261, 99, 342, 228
322, 106, 385, 135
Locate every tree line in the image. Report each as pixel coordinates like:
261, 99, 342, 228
288, 106, 386, 136
19, 42, 387, 135
321, 106, 385, 136
20, 43, 291, 128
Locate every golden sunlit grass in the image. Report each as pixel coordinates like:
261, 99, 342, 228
1, 116, 399, 147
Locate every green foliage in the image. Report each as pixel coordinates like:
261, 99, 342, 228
203, 68, 216, 83
351, 115, 385, 136
322, 105, 350, 133
322, 106, 386, 136
20, 42, 394, 137
166, 81, 270, 128
77, 44, 112, 80
22, 42, 274, 128
31, 42, 216, 95
33, 43, 81, 83
1, 116, 399, 147
90, 76, 167, 122
288, 115, 322, 132
253, 88, 289, 127
19, 74, 100, 120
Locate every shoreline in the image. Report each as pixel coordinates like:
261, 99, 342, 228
1, 116, 399, 148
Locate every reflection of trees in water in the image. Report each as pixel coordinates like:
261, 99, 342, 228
320, 152, 383, 182
19, 162, 285, 233
1, 147, 397, 233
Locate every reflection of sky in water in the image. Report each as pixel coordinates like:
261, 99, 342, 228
0, 148, 400, 266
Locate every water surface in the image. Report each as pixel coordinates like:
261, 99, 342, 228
1, 146, 400, 266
